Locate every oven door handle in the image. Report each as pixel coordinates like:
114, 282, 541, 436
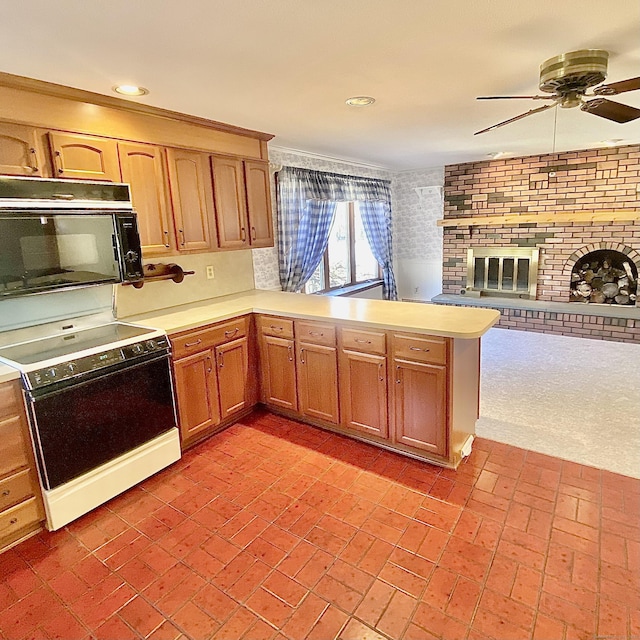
26, 352, 172, 401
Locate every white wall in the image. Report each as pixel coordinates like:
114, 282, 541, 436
392, 168, 445, 301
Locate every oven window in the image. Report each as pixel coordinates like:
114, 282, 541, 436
0, 214, 119, 298
29, 356, 176, 489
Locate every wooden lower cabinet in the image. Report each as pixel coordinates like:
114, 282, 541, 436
260, 335, 297, 411
216, 337, 250, 419
297, 342, 339, 424
391, 358, 448, 457
173, 350, 220, 444
339, 349, 388, 438
0, 381, 45, 553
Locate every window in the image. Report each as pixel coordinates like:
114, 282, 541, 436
305, 201, 381, 294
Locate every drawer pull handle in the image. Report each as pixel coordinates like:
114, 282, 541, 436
30, 147, 39, 173
355, 338, 372, 344
218, 351, 224, 368
396, 365, 401, 384
163, 230, 170, 248
378, 362, 384, 382
309, 331, 324, 337
251, 226, 257, 241
300, 348, 305, 364
184, 339, 202, 348
178, 229, 186, 246
206, 355, 213, 373
224, 328, 239, 338
9, 518, 18, 525
1, 490, 10, 497
287, 344, 293, 362
241, 227, 247, 242
270, 325, 283, 332
410, 346, 430, 352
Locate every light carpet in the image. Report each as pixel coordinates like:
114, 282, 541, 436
476, 327, 640, 478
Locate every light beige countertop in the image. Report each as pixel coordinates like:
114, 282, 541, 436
0, 363, 20, 384
123, 289, 500, 339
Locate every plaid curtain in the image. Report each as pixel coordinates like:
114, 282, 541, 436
358, 201, 397, 300
277, 167, 396, 297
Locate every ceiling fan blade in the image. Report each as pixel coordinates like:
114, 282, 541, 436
581, 98, 640, 123
477, 95, 555, 100
593, 77, 640, 96
474, 103, 556, 135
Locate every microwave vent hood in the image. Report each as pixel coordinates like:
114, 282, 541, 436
0, 176, 131, 210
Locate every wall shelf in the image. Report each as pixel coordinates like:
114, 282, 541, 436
437, 210, 640, 228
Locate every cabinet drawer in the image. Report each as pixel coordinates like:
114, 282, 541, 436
171, 316, 248, 358
340, 327, 386, 355
0, 381, 22, 420
0, 497, 43, 540
392, 334, 448, 365
257, 315, 294, 339
0, 469, 35, 512
296, 321, 336, 346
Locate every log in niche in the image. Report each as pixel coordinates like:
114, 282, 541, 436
570, 250, 637, 305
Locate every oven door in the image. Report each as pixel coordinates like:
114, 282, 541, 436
26, 353, 177, 490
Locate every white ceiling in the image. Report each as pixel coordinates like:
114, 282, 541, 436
1, 0, 639, 170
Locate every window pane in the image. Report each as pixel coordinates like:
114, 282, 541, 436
305, 260, 325, 294
327, 202, 350, 288
353, 203, 379, 282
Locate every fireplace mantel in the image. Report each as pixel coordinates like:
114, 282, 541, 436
437, 210, 639, 228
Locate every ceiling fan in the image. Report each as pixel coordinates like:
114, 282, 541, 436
475, 49, 640, 135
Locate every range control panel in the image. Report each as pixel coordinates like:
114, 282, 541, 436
26, 336, 169, 390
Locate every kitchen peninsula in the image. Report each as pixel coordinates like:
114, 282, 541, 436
123, 289, 499, 469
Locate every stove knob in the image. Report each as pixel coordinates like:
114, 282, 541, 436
131, 343, 144, 355
146, 339, 158, 351
47, 367, 58, 378
64, 362, 77, 376
125, 250, 139, 263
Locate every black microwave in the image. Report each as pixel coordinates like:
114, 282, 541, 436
0, 178, 143, 298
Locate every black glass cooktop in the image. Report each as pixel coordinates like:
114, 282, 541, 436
0, 323, 155, 365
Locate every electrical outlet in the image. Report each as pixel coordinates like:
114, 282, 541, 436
206, 266, 215, 279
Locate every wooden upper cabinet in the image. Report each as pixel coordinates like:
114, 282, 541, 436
166, 148, 215, 252
48, 132, 121, 181
0, 123, 45, 176
118, 143, 174, 256
211, 156, 248, 249
244, 160, 274, 248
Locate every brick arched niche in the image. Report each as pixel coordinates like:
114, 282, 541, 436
565, 243, 640, 306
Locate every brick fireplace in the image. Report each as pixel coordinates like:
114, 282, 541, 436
434, 144, 640, 343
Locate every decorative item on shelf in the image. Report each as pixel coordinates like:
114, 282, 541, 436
127, 263, 195, 288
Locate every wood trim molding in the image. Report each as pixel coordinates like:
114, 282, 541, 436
0, 71, 274, 142
437, 210, 640, 228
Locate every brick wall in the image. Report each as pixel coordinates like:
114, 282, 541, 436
441, 144, 640, 342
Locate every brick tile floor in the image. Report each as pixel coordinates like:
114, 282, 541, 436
1, 409, 639, 639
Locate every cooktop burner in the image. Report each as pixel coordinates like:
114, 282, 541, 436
0, 323, 157, 366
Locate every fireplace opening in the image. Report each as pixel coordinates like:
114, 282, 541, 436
570, 250, 638, 305
466, 248, 539, 299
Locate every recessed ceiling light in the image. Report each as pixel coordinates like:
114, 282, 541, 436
346, 96, 375, 107
113, 85, 149, 97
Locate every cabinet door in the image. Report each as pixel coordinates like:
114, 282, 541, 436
216, 337, 249, 419
392, 359, 447, 457
0, 123, 45, 176
297, 343, 339, 424
339, 350, 388, 438
173, 350, 220, 443
166, 148, 215, 252
48, 132, 121, 181
244, 160, 274, 248
260, 335, 297, 411
211, 156, 248, 249
118, 143, 174, 256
